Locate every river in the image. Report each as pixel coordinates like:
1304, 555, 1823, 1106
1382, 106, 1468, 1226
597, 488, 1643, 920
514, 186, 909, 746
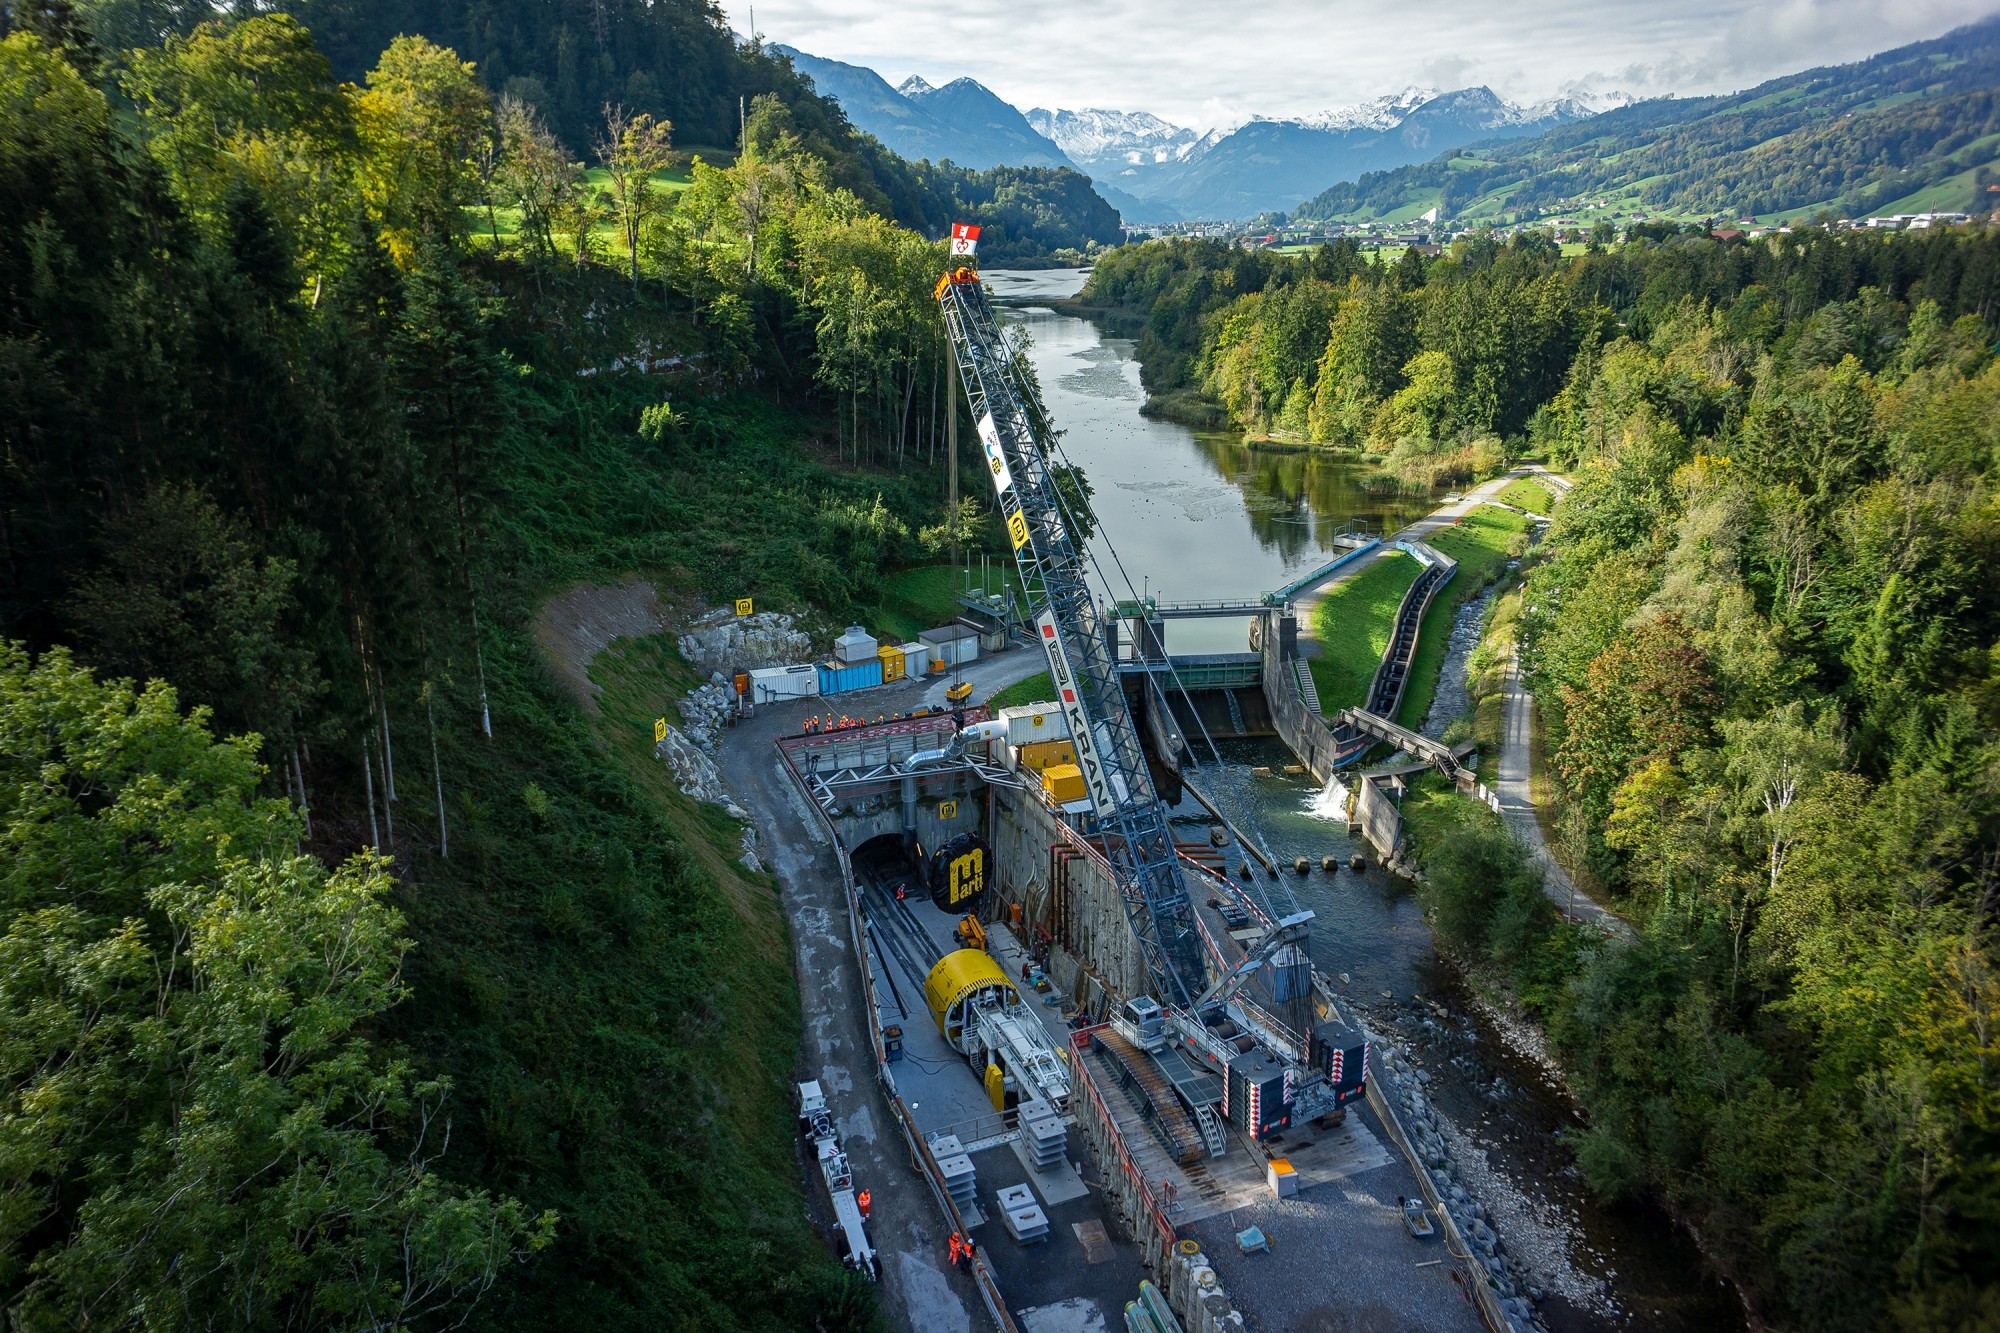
985, 268, 1745, 1333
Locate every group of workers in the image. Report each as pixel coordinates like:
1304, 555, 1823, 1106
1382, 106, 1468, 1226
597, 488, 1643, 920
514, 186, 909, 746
947, 1230, 978, 1271
801, 709, 928, 734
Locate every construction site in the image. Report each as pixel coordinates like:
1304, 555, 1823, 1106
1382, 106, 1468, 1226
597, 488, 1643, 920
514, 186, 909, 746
734, 259, 1548, 1333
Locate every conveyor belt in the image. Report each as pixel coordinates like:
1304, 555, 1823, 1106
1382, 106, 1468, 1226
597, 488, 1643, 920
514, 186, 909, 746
1095, 1029, 1206, 1165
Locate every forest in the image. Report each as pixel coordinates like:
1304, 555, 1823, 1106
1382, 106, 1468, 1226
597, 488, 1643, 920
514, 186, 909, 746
1287, 13, 2000, 224
0, 1, 1034, 1327
1084, 224, 2000, 1327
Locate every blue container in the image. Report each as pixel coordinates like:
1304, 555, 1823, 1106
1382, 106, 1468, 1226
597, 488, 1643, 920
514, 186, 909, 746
816, 659, 884, 696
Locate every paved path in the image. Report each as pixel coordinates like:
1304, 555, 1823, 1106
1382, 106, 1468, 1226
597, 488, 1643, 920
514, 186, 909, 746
1480, 468, 1628, 934
1493, 650, 1628, 937
1292, 464, 1556, 652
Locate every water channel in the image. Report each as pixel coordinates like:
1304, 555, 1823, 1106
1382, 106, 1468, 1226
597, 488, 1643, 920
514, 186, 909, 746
985, 268, 1745, 1333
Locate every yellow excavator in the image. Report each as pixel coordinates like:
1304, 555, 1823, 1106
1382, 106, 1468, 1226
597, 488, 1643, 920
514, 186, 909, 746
952, 915, 986, 951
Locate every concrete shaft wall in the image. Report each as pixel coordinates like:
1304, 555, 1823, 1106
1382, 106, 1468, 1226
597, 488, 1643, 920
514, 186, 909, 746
1260, 611, 1345, 782
829, 773, 986, 853
988, 785, 1153, 1011
1353, 775, 1405, 860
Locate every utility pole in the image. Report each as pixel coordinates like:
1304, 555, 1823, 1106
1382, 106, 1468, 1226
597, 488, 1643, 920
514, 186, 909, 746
947, 343, 958, 581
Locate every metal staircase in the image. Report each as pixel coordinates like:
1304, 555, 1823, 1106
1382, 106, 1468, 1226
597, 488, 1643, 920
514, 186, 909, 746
1192, 1101, 1227, 1158
1095, 1029, 1207, 1165
1292, 658, 1322, 714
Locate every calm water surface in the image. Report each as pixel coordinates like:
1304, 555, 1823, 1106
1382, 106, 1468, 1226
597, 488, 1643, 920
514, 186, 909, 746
986, 268, 1432, 654
983, 268, 1745, 1333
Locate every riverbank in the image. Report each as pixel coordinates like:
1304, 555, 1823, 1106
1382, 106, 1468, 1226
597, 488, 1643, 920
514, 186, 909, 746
985, 274, 1748, 1331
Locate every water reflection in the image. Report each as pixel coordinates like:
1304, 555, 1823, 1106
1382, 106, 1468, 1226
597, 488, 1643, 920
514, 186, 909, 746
983, 269, 1431, 653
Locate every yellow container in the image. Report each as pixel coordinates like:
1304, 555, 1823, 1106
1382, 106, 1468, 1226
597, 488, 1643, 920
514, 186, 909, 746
1016, 739, 1078, 773
1042, 763, 1086, 804
878, 645, 906, 682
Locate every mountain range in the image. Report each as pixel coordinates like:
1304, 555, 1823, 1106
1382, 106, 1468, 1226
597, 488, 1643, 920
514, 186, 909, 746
773, 43, 1617, 222
1286, 14, 2000, 227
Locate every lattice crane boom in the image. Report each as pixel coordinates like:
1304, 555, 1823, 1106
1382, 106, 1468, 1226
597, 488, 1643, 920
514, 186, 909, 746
937, 267, 1209, 1009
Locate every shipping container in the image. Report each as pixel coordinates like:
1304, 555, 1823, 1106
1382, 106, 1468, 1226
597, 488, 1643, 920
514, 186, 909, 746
919, 624, 979, 667
998, 702, 1067, 745
748, 664, 820, 700
1015, 739, 1077, 773
898, 643, 929, 678
1041, 763, 1086, 804
834, 625, 879, 666
816, 659, 884, 696
878, 645, 906, 683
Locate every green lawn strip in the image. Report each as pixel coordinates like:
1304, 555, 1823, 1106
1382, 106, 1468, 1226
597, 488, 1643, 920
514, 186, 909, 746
1307, 552, 1422, 715
873, 562, 1022, 644
1398, 770, 1507, 857
1495, 479, 1554, 514
987, 670, 1054, 709
1394, 509, 1532, 731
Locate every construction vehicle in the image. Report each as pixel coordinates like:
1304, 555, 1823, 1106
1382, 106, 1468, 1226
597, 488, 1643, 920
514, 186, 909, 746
936, 256, 1368, 1154
953, 914, 987, 951
798, 1079, 878, 1278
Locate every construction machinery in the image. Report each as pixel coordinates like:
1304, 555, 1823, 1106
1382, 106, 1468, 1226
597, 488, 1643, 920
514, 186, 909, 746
936, 258, 1368, 1150
798, 1079, 877, 1278
922, 950, 1071, 1111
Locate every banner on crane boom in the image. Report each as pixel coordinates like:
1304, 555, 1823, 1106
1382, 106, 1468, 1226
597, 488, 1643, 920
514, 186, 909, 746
975, 412, 1013, 493
949, 222, 981, 256
1035, 608, 1118, 815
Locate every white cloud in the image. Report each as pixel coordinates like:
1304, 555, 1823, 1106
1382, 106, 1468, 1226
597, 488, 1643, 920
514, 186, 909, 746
728, 0, 2000, 129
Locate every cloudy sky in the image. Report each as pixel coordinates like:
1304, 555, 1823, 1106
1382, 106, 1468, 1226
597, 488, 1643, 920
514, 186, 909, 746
719, 0, 2000, 129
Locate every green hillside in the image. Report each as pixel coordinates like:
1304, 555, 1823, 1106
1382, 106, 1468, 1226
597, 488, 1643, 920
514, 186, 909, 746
1291, 15, 2000, 225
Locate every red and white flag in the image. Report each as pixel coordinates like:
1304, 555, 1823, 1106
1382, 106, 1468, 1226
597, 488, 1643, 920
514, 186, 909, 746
949, 222, 981, 257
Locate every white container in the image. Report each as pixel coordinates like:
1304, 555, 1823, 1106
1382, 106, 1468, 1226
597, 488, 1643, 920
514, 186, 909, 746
748, 664, 820, 700
998, 702, 1067, 745
899, 642, 929, 677
920, 624, 979, 667
833, 625, 879, 665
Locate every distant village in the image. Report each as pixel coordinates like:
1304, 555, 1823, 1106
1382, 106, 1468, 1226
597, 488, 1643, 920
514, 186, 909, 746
1126, 207, 1988, 252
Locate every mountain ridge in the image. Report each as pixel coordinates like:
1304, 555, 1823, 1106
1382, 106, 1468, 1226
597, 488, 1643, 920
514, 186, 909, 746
1286, 13, 2000, 225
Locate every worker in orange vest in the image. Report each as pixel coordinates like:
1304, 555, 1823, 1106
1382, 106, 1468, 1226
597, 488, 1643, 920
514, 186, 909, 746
963, 1234, 977, 1266
947, 1232, 963, 1269
857, 1188, 871, 1219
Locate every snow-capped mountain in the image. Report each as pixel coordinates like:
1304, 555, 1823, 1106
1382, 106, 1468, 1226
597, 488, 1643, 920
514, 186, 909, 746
774, 39, 1618, 222
1025, 107, 1205, 169
1293, 86, 1438, 133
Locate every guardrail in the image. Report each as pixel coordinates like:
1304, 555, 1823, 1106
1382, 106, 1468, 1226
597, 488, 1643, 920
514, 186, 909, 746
1269, 537, 1382, 601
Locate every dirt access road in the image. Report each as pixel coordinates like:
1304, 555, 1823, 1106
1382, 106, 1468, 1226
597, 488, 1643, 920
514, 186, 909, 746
713, 651, 1045, 1333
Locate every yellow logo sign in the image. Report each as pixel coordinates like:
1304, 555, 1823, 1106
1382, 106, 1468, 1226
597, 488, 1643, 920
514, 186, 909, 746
653, 717, 667, 744
734, 597, 754, 617
1007, 510, 1030, 550
947, 848, 985, 906
939, 800, 959, 820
